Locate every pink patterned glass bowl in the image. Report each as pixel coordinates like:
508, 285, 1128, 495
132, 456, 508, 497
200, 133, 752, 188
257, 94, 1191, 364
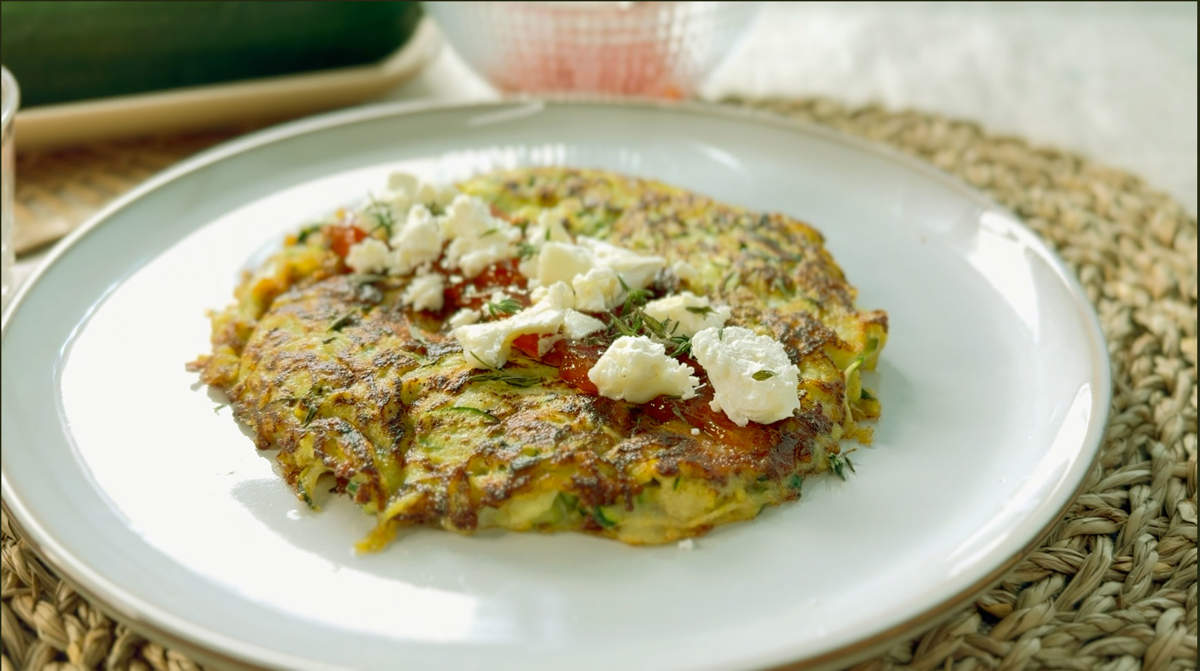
426, 2, 758, 98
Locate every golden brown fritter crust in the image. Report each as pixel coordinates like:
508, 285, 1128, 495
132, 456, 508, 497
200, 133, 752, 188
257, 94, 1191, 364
191, 167, 887, 548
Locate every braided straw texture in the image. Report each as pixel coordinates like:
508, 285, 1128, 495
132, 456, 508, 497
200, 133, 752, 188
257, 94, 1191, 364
2, 98, 1196, 670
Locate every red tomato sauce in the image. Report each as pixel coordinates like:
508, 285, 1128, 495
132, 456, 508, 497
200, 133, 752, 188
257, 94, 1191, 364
442, 259, 529, 311
319, 225, 780, 443
326, 224, 368, 259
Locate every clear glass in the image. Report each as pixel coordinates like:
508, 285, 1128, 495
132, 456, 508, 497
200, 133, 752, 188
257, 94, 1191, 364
427, 1, 759, 98
1, 66, 17, 310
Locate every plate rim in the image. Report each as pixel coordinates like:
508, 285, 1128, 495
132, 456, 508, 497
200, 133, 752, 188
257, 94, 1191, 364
0, 97, 1113, 671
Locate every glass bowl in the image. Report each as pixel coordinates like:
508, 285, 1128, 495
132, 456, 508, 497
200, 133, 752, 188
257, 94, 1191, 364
426, 1, 758, 98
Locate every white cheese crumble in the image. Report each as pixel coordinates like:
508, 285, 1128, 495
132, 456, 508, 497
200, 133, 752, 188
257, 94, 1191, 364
586, 336, 699, 403
572, 267, 623, 312
677, 538, 695, 550
346, 204, 450, 277
401, 273, 445, 312
563, 310, 606, 339
690, 326, 800, 426
524, 238, 665, 311
440, 194, 521, 278
452, 282, 603, 369
448, 308, 481, 328
576, 237, 665, 291
384, 172, 456, 212
532, 241, 594, 287
344, 238, 391, 274
642, 292, 731, 337
526, 209, 573, 245
387, 204, 443, 274
454, 303, 562, 370
690, 427, 701, 436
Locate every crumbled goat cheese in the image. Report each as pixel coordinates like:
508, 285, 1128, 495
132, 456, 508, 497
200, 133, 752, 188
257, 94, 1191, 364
384, 172, 456, 212
344, 238, 392, 274
524, 237, 665, 311
563, 310, 606, 339
401, 273, 445, 312
387, 204, 443, 274
531, 241, 594, 287
448, 308, 481, 328
690, 326, 800, 426
526, 209, 573, 245
642, 292, 731, 337
575, 237, 665, 291
452, 282, 603, 369
572, 266, 623, 312
587, 336, 699, 403
440, 194, 521, 278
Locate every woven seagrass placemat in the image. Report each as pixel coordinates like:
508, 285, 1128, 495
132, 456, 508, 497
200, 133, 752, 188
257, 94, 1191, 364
2, 98, 1196, 671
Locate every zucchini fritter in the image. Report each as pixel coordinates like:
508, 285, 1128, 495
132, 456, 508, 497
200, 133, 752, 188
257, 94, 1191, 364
191, 167, 888, 548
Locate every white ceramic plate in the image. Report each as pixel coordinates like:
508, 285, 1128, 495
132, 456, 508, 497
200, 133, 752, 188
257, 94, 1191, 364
1, 101, 1109, 671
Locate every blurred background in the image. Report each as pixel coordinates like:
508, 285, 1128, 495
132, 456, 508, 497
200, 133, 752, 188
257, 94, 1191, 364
1, 1, 1196, 301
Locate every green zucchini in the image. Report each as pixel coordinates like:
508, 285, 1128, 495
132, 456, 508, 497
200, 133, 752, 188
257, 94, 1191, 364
0, 1, 422, 107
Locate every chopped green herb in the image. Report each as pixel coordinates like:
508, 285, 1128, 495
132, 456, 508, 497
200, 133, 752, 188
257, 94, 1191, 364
666, 335, 692, 357
296, 223, 322, 243
480, 228, 499, 238
296, 480, 314, 509
302, 403, 319, 426
329, 311, 357, 332
673, 476, 681, 490
685, 305, 714, 316
517, 242, 538, 259
346, 481, 360, 495
828, 453, 855, 480
721, 271, 740, 292
365, 195, 396, 236
212, 403, 228, 414
322, 336, 337, 344
788, 474, 804, 492
592, 506, 616, 528
616, 275, 651, 311
669, 404, 690, 426
465, 350, 495, 370
752, 370, 777, 381
470, 371, 543, 388
860, 389, 875, 401
445, 406, 500, 424
485, 297, 522, 317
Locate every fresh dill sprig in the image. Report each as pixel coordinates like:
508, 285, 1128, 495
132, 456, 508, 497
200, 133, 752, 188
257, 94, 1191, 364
485, 297, 522, 317
666, 335, 692, 357
365, 194, 396, 237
